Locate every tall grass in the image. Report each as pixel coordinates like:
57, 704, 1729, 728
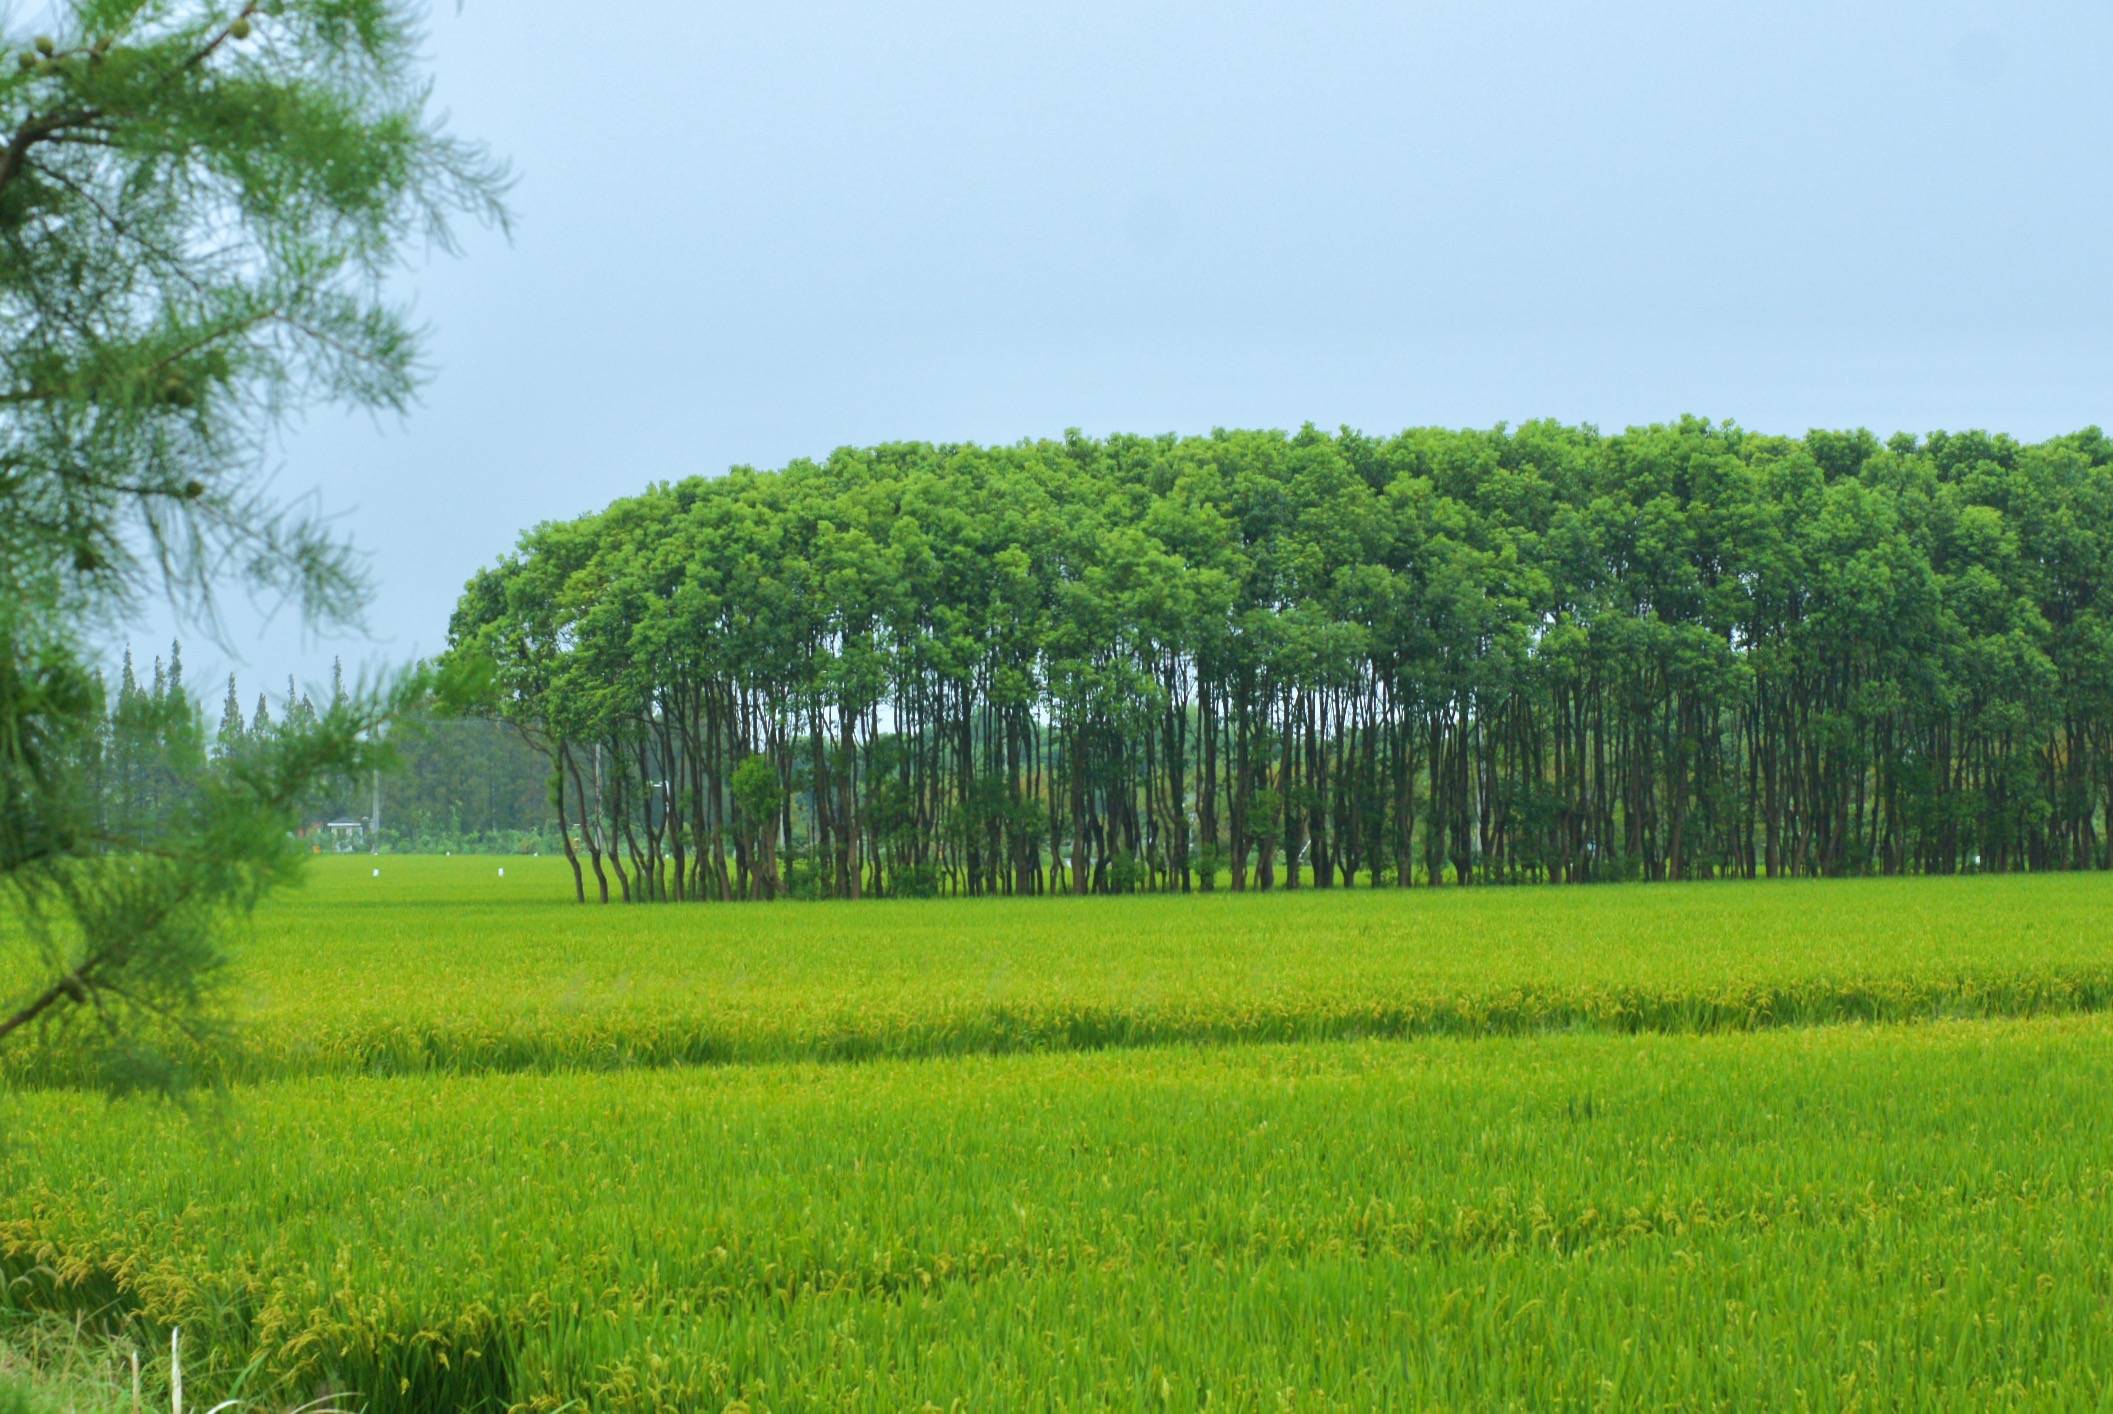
6, 1016, 2113, 1409
8, 863, 2112, 1407
0, 1308, 133, 1414
8, 861, 2113, 1086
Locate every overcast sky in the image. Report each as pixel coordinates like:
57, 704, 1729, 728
127, 0, 2112, 699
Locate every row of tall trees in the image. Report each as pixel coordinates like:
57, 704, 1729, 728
448, 419, 2113, 903
79, 645, 354, 832
82, 647, 552, 849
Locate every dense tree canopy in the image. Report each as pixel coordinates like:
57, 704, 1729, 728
450, 419, 2113, 903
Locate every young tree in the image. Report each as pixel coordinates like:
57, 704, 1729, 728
215, 672, 244, 759
730, 753, 784, 900
0, 0, 506, 1082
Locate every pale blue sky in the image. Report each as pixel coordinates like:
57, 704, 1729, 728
132, 0, 2112, 695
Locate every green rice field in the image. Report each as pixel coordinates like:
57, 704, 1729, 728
5, 860, 2113, 1409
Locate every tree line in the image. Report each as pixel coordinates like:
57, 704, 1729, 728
446, 418, 2113, 903
77, 645, 552, 852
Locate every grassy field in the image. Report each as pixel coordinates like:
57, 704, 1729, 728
8, 857, 2113, 1087
4, 860, 2113, 1409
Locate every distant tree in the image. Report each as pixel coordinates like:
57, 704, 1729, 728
215, 673, 244, 759
285, 676, 317, 734
730, 753, 784, 900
